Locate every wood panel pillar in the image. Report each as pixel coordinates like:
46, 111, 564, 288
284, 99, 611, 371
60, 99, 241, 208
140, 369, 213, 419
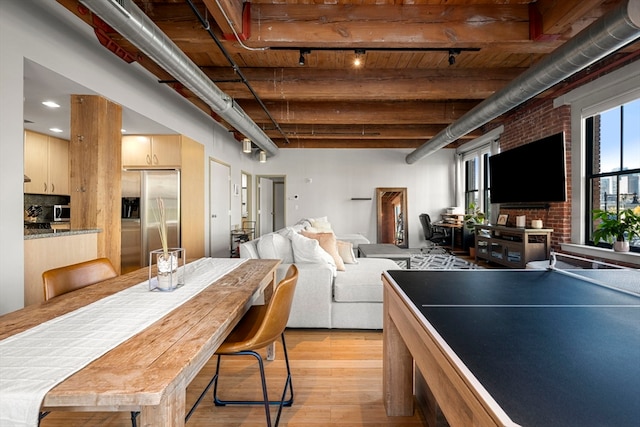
69, 95, 122, 273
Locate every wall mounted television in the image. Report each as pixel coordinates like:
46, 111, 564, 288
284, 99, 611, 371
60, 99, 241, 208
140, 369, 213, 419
489, 132, 567, 204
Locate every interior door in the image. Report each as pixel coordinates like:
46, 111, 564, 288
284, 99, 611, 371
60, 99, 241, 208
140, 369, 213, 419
258, 177, 274, 236
209, 158, 231, 257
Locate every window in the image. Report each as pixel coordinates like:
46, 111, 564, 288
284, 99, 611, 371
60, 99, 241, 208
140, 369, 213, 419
463, 152, 491, 218
456, 126, 501, 218
585, 98, 640, 251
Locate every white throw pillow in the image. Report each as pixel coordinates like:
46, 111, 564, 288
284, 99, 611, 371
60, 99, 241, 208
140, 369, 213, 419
337, 240, 358, 264
289, 232, 337, 276
309, 216, 333, 232
257, 233, 294, 263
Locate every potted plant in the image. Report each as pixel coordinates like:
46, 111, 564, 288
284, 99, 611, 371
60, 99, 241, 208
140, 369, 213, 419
464, 202, 486, 257
592, 206, 640, 252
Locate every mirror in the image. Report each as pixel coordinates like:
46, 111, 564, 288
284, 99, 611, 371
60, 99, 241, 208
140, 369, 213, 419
376, 187, 408, 248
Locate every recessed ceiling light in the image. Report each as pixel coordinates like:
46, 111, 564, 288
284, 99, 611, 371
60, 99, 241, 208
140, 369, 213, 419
42, 101, 60, 108
121, 129, 127, 133
49, 128, 63, 133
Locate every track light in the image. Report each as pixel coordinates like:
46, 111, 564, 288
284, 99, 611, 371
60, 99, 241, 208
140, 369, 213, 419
298, 49, 310, 66
353, 49, 366, 67
448, 49, 460, 65
259, 150, 267, 163
242, 137, 252, 153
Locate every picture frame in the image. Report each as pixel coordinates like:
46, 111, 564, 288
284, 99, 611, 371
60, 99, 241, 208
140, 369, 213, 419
497, 214, 509, 226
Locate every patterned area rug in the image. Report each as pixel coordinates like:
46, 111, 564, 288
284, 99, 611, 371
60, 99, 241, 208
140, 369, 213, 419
395, 253, 482, 270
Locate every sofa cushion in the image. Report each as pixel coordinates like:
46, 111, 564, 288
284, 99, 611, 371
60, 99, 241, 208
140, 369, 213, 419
336, 240, 358, 264
257, 233, 294, 263
300, 231, 345, 271
239, 239, 259, 259
333, 258, 399, 303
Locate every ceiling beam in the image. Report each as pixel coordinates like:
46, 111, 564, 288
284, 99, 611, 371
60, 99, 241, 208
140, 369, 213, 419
238, 100, 480, 125
261, 124, 482, 140
203, 67, 524, 101
248, 4, 531, 47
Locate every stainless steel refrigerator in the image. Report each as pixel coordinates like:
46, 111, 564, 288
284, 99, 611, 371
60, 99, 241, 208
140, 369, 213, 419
121, 170, 180, 272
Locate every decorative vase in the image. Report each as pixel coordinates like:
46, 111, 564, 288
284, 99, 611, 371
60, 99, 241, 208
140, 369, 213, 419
149, 248, 186, 291
613, 241, 630, 252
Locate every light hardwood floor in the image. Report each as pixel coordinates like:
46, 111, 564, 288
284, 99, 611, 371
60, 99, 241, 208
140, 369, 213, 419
40, 329, 426, 426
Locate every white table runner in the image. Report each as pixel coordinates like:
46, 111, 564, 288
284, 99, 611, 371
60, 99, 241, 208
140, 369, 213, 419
0, 257, 246, 427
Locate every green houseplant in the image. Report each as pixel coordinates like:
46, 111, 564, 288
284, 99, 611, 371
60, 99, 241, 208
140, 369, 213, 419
464, 202, 486, 256
592, 206, 640, 252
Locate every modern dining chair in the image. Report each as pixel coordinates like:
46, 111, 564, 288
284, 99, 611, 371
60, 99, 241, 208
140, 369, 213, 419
186, 265, 299, 427
42, 257, 118, 301
40, 258, 139, 427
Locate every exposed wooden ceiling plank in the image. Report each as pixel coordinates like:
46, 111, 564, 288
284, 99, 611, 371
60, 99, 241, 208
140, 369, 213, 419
249, 4, 531, 47
262, 124, 482, 139
203, 67, 524, 101
239, 100, 479, 124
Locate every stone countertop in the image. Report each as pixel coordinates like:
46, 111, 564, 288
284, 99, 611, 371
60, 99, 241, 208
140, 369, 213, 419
24, 229, 101, 240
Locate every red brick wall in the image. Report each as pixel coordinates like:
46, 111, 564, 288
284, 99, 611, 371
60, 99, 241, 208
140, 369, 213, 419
496, 100, 572, 250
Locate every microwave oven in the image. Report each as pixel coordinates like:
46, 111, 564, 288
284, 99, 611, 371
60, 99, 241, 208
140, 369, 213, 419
53, 205, 70, 222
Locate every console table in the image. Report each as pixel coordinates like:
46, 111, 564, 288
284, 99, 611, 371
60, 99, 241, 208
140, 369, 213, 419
474, 224, 553, 268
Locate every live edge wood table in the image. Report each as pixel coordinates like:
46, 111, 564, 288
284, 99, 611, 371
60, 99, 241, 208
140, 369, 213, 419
0, 258, 280, 427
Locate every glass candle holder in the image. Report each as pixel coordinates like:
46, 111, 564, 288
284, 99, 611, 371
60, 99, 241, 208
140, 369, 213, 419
149, 248, 186, 291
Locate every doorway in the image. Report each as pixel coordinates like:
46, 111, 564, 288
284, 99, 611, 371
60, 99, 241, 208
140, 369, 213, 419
257, 175, 286, 236
209, 158, 231, 257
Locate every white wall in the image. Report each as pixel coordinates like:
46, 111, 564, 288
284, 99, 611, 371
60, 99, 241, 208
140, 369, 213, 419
0, 1, 455, 315
248, 148, 455, 244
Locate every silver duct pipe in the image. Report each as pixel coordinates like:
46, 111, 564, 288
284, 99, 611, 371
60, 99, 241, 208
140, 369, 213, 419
406, 0, 640, 164
79, 0, 279, 158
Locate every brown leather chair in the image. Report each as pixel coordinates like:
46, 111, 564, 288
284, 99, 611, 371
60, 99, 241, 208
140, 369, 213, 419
42, 258, 117, 301
186, 265, 299, 426
40, 258, 139, 427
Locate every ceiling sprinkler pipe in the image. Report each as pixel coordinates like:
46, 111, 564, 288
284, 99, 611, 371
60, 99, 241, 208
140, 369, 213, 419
79, 0, 279, 158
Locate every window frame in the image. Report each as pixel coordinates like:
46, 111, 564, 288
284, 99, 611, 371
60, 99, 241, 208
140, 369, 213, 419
553, 60, 640, 264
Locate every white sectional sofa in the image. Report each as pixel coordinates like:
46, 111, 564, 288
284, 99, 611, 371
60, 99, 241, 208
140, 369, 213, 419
239, 219, 400, 329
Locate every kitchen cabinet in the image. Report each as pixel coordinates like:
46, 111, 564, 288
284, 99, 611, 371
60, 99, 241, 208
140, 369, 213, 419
24, 130, 70, 195
122, 134, 181, 167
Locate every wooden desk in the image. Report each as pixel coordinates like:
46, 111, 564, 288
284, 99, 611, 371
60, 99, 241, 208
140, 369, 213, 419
0, 258, 280, 426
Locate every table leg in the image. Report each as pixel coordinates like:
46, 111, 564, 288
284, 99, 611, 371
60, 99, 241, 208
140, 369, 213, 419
383, 288, 414, 416
140, 383, 186, 427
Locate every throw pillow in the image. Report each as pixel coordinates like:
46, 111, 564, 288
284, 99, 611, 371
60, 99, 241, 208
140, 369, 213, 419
289, 232, 337, 274
309, 216, 333, 232
300, 230, 346, 271
337, 240, 358, 264
257, 233, 294, 263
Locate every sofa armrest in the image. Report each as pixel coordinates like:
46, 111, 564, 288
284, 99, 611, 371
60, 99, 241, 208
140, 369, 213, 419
285, 263, 334, 328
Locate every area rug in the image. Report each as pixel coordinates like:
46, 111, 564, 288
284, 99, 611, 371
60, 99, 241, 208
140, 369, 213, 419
396, 253, 482, 270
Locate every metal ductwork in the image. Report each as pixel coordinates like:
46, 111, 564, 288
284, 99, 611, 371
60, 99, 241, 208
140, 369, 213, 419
79, 0, 279, 158
406, 0, 640, 164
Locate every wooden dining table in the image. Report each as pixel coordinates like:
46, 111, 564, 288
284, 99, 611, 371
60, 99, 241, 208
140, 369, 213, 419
0, 258, 280, 426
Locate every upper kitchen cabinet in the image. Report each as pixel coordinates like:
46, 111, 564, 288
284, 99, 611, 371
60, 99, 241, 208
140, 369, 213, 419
24, 130, 70, 195
122, 134, 181, 168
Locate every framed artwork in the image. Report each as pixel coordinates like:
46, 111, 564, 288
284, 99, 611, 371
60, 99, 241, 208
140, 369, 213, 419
497, 214, 509, 225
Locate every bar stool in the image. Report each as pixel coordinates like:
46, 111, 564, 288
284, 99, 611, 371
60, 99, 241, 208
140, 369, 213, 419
186, 265, 298, 426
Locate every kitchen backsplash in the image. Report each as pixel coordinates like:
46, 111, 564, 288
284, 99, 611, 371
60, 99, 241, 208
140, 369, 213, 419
24, 194, 70, 222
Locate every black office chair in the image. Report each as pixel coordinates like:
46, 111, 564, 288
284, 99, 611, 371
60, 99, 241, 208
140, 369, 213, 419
419, 213, 448, 254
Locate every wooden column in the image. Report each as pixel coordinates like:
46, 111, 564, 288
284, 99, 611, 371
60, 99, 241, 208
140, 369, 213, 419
69, 95, 122, 273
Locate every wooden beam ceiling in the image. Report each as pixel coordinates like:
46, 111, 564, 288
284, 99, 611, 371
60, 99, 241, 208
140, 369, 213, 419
56, 0, 632, 150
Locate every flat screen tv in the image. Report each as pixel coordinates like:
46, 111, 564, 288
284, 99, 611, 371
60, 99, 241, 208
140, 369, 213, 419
489, 132, 567, 204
